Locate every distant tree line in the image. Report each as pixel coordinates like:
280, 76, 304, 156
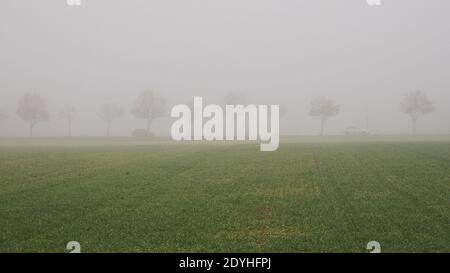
307, 90, 435, 135
0, 90, 437, 137
0, 90, 166, 137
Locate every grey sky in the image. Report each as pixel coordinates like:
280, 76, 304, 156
0, 0, 449, 136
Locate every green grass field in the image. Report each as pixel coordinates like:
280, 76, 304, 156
0, 136, 449, 253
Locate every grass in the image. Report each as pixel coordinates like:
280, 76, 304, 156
0, 136, 449, 253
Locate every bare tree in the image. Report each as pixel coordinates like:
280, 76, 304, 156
98, 103, 123, 136
59, 105, 76, 137
309, 97, 340, 135
16, 93, 50, 137
131, 90, 166, 133
402, 90, 434, 136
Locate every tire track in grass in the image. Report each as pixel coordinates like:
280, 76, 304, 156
1, 145, 202, 252
364, 143, 450, 252
389, 143, 450, 199
80, 144, 265, 252
311, 145, 360, 252
325, 145, 372, 251
67, 145, 230, 252
281, 146, 322, 252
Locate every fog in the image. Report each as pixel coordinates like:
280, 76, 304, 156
0, 0, 449, 137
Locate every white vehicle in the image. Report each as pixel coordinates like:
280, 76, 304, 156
344, 127, 370, 136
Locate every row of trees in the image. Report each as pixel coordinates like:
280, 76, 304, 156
0, 90, 167, 137
309, 90, 435, 135
0, 90, 435, 136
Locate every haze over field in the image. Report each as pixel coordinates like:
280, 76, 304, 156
1, 0, 449, 137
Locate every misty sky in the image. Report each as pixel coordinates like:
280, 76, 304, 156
0, 0, 449, 136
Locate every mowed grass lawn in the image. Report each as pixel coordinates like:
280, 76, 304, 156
0, 137, 449, 253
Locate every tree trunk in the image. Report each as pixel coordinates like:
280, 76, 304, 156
412, 118, 417, 136
29, 122, 34, 137
146, 117, 151, 133
320, 117, 325, 136
106, 122, 111, 137
68, 120, 72, 137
